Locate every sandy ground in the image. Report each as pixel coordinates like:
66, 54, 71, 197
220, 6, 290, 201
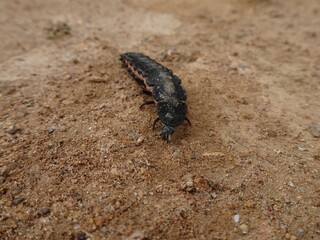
1, 0, 320, 239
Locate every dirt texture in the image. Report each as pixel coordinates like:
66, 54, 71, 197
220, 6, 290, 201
0, 0, 320, 239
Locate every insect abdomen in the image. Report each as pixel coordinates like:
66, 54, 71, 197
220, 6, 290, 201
120, 53, 186, 101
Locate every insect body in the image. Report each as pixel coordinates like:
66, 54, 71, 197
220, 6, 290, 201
120, 52, 190, 141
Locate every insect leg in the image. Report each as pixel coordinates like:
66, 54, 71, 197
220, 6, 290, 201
139, 100, 155, 109
138, 88, 152, 96
184, 117, 192, 126
153, 118, 160, 130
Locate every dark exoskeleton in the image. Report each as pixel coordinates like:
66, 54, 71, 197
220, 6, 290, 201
120, 52, 190, 142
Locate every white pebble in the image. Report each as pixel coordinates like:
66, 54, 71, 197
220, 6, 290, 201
233, 214, 240, 223
288, 180, 295, 187
210, 192, 217, 199
298, 147, 307, 151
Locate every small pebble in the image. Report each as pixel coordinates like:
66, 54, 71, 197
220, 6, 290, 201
244, 200, 255, 208
95, 103, 110, 110
288, 181, 295, 187
72, 58, 80, 64
37, 208, 51, 217
229, 59, 250, 75
12, 196, 25, 206
180, 174, 196, 193
285, 233, 291, 239
115, 200, 121, 209
210, 192, 217, 199
239, 224, 249, 234
128, 131, 139, 140
85, 218, 96, 231
179, 210, 188, 219
101, 226, 109, 234
140, 167, 146, 174
63, 74, 72, 80
136, 137, 144, 145
128, 230, 145, 239
47, 127, 55, 134
298, 147, 307, 151
94, 216, 106, 228
274, 149, 281, 154
110, 168, 119, 176
233, 214, 240, 223
309, 124, 320, 138
75, 231, 88, 240
6, 126, 21, 135
296, 228, 305, 238
173, 146, 182, 155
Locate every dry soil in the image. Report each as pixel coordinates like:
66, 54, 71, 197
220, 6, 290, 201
0, 0, 320, 239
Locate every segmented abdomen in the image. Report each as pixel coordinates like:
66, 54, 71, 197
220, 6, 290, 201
120, 52, 187, 102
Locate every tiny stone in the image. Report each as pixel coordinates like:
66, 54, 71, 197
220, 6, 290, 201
6, 126, 21, 135
309, 124, 320, 138
244, 200, 255, 208
101, 226, 109, 234
181, 174, 196, 193
110, 168, 119, 176
210, 192, 217, 199
12, 196, 25, 206
75, 231, 88, 240
239, 224, 249, 234
128, 230, 145, 239
285, 233, 291, 239
37, 208, 51, 217
179, 210, 188, 219
288, 181, 295, 187
72, 59, 80, 64
140, 167, 146, 174
115, 200, 121, 209
128, 131, 139, 140
94, 216, 106, 228
298, 147, 307, 151
274, 149, 281, 154
233, 214, 240, 223
63, 74, 72, 81
97, 103, 110, 109
137, 137, 144, 144
173, 147, 182, 154
47, 127, 55, 134
296, 228, 305, 238
85, 218, 96, 231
